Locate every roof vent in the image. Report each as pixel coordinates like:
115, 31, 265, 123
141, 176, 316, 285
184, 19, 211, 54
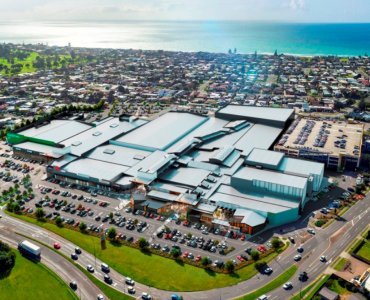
92, 131, 102, 136
72, 141, 82, 146
110, 123, 119, 128
103, 149, 115, 155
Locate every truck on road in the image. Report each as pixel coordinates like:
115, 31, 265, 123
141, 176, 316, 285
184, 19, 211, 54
18, 240, 41, 260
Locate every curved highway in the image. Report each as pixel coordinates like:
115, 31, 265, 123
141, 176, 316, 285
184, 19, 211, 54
0, 228, 105, 300
1, 193, 369, 300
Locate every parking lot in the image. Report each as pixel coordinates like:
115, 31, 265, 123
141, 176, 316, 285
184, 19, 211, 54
0, 145, 362, 272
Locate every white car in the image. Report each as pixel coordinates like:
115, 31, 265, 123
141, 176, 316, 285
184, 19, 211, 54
283, 281, 293, 290
257, 295, 268, 300
320, 255, 327, 262
125, 277, 135, 285
294, 254, 302, 261
127, 286, 136, 294
97, 295, 104, 300
141, 292, 152, 300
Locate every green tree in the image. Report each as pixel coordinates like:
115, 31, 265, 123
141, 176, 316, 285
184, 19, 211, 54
109, 212, 114, 220
79, 222, 87, 232
107, 227, 117, 240
170, 247, 181, 258
271, 237, 281, 250
55, 216, 63, 227
250, 249, 260, 261
255, 261, 267, 271
138, 238, 149, 250
35, 208, 45, 220
201, 256, 211, 267
0, 241, 16, 278
225, 260, 235, 273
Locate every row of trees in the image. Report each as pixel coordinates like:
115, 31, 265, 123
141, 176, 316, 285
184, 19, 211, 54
0, 241, 16, 278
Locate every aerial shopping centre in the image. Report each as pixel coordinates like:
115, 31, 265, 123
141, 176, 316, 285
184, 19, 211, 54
7, 105, 334, 234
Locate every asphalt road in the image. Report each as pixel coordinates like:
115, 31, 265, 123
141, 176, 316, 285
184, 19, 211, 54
1, 193, 369, 300
0, 226, 105, 300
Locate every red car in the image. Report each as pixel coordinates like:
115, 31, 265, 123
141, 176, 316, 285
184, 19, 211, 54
237, 255, 244, 262
257, 245, 267, 253
53, 242, 61, 250
195, 255, 202, 262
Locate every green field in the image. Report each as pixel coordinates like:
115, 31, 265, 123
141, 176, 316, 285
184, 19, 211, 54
237, 265, 297, 300
0, 51, 79, 75
356, 240, 370, 261
9, 213, 286, 291
0, 251, 77, 300
332, 257, 349, 271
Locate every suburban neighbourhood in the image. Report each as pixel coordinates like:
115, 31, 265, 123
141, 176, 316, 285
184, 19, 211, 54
0, 42, 369, 300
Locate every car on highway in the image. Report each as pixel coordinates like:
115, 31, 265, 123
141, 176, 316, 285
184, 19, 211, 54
297, 246, 304, 253
299, 271, 308, 281
97, 295, 104, 300
289, 236, 295, 243
294, 254, 302, 261
283, 281, 293, 290
101, 263, 110, 273
69, 281, 77, 290
75, 247, 82, 254
104, 274, 112, 284
127, 286, 136, 294
257, 295, 268, 300
125, 277, 135, 285
264, 267, 273, 275
87, 264, 95, 273
141, 292, 152, 300
320, 255, 327, 262
53, 242, 61, 249
307, 228, 316, 235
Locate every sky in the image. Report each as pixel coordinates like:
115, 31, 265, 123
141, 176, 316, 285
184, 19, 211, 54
0, 0, 369, 23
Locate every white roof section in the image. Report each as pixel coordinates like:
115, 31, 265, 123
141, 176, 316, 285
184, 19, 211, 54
217, 105, 294, 123
160, 167, 210, 188
278, 157, 325, 177
19, 120, 91, 143
114, 112, 208, 151
14, 142, 67, 158
246, 148, 285, 168
62, 118, 146, 156
234, 209, 267, 227
233, 167, 308, 190
234, 124, 282, 156
62, 158, 128, 182
87, 144, 150, 167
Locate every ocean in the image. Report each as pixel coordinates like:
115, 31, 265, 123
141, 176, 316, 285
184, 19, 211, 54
0, 20, 369, 56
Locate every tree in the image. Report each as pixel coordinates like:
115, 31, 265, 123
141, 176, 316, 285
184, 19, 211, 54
255, 261, 267, 271
271, 237, 281, 250
225, 260, 235, 273
170, 247, 181, 258
250, 249, 260, 261
109, 212, 114, 220
79, 222, 87, 232
55, 216, 63, 227
138, 238, 149, 250
0, 241, 16, 278
107, 227, 117, 240
35, 208, 45, 220
201, 256, 211, 267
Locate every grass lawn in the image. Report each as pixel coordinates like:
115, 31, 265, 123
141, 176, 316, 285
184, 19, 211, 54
356, 240, 370, 261
9, 212, 285, 291
332, 257, 349, 271
0, 251, 77, 300
326, 279, 350, 295
237, 265, 297, 300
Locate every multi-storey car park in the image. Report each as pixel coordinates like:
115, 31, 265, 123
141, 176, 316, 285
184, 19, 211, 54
7, 105, 327, 235
274, 118, 364, 170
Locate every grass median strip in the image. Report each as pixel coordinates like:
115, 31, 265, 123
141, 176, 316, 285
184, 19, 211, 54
236, 265, 297, 300
0, 251, 78, 300
15, 231, 134, 300
8, 212, 287, 291
290, 274, 330, 300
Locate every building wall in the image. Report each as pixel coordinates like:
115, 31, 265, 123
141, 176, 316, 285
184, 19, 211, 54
267, 207, 300, 227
